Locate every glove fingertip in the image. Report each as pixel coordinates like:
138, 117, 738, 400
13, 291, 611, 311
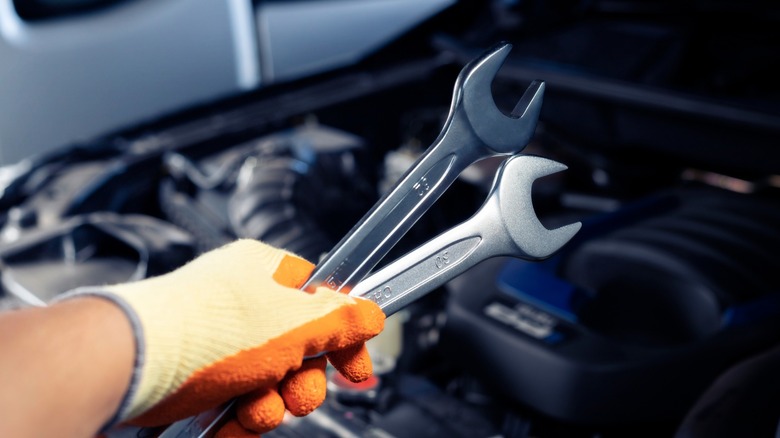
352, 298, 386, 337
235, 389, 285, 434
215, 419, 258, 438
327, 343, 373, 383
273, 254, 315, 288
281, 357, 327, 416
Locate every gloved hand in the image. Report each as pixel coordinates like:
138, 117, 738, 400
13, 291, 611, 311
65, 239, 384, 437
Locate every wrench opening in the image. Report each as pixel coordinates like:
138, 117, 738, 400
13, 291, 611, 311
350, 154, 582, 318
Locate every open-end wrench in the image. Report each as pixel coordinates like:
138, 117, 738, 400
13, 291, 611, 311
154, 155, 581, 438
303, 42, 545, 293
152, 156, 580, 438
349, 154, 581, 316
151, 43, 546, 438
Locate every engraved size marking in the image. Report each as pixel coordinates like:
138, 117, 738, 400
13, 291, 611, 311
371, 286, 393, 304
326, 273, 343, 289
434, 251, 450, 269
326, 260, 350, 289
412, 177, 430, 197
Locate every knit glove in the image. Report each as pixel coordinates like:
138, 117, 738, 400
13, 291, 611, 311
67, 239, 384, 436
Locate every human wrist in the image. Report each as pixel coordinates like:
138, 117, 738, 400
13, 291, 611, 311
47, 296, 136, 432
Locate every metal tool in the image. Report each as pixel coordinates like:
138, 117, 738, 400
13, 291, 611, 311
151, 154, 581, 438
150, 42, 549, 438
349, 154, 582, 317
303, 42, 545, 293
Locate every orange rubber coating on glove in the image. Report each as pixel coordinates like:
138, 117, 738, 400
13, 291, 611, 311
271, 254, 314, 288
215, 419, 258, 438
280, 356, 328, 416
327, 343, 374, 382
222, 253, 381, 435
236, 388, 285, 432
128, 295, 383, 427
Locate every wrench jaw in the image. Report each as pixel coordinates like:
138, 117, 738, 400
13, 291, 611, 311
496, 155, 582, 260
511, 80, 545, 120
306, 44, 554, 294
457, 42, 546, 154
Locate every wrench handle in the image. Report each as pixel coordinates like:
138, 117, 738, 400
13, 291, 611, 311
348, 220, 490, 317
302, 137, 481, 293
152, 146, 480, 438
302, 45, 545, 293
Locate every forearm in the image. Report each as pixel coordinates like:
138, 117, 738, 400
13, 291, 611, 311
0, 240, 384, 437
0, 297, 135, 437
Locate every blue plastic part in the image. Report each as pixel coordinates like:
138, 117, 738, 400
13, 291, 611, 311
543, 330, 566, 345
722, 292, 780, 328
496, 257, 582, 322
494, 192, 679, 323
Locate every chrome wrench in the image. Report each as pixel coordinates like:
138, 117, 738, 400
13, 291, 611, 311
303, 42, 545, 293
152, 156, 581, 438
349, 154, 581, 316
151, 43, 546, 438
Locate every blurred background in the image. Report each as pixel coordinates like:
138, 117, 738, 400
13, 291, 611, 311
0, 0, 455, 164
1, 1, 780, 437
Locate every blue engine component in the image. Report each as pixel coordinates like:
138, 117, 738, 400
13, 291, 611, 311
443, 185, 780, 424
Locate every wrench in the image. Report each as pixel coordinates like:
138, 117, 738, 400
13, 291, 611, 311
153, 155, 580, 438
151, 43, 546, 438
303, 42, 545, 293
349, 154, 582, 316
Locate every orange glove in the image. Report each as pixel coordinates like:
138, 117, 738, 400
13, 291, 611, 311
66, 239, 385, 436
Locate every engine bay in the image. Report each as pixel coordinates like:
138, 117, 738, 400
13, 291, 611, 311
2, 2, 780, 436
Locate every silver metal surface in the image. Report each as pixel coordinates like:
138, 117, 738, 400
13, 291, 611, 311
349, 155, 581, 317
156, 400, 234, 438
154, 154, 580, 438
302, 42, 545, 293
151, 43, 550, 438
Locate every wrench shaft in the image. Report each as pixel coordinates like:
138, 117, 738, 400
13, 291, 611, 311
350, 155, 582, 318
303, 43, 545, 293
151, 43, 550, 438
349, 222, 484, 317
303, 130, 482, 292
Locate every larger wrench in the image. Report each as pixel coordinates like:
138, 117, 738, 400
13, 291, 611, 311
303, 42, 545, 293
149, 43, 545, 438
349, 154, 582, 317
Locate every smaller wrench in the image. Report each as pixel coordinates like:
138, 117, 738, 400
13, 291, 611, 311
154, 156, 580, 438
349, 154, 582, 317
152, 43, 549, 438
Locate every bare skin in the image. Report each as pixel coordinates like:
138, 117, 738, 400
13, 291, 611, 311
0, 298, 134, 437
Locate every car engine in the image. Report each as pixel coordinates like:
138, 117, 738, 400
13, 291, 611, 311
1, 2, 779, 437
